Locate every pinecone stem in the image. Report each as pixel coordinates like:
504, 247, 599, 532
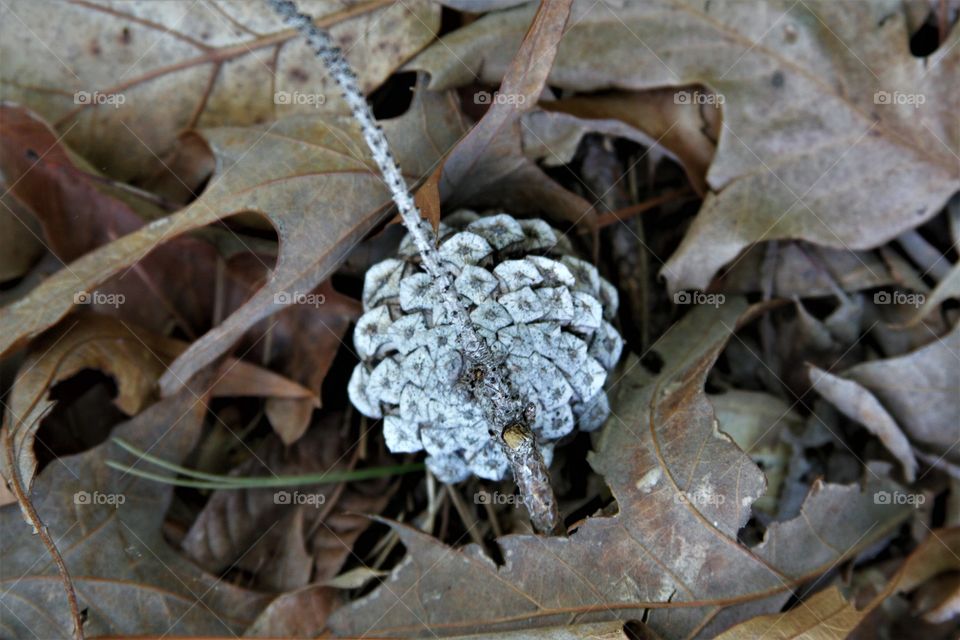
267, 0, 561, 533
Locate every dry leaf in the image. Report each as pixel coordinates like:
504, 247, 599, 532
409, 0, 959, 291
0, 193, 44, 283
808, 364, 918, 481
329, 300, 913, 638
905, 263, 960, 326
530, 90, 720, 195
0, 82, 466, 396
0, 387, 271, 637
445, 621, 647, 639
715, 587, 863, 640
181, 415, 395, 587
842, 324, 960, 470
0, 104, 362, 444
716, 243, 893, 298
0, 313, 316, 494
710, 390, 798, 514
0, 0, 440, 182
323, 566, 388, 589
430, 0, 595, 228
718, 527, 960, 637
244, 585, 338, 638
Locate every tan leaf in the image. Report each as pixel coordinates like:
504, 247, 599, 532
842, 324, 960, 469
245, 585, 338, 638
0, 193, 44, 282
808, 364, 918, 481
0, 386, 271, 637
529, 90, 720, 195
0, 83, 467, 398
181, 415, 396, 587
410, 0, 959, 291
329, 300, 914, 638
2, 315, 165, 494
444, 621, 649, 639
717, 527, 960, 638
0, 313, 317, 494
0, 0, 440, 182
432, 0, 595, 228
715, 586, 863, 639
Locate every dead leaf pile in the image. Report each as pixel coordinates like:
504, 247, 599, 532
1, 1, 957, 638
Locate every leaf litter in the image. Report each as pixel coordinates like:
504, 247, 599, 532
0, 0, 958, 638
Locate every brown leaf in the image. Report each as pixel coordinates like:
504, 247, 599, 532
808, 364, 918, 481
208, 356, 317, 404
716, 243, 894, 298
0, 386, 271, 637
0, 192, 44, 283
181, 415, 396, 588
842, 324, 960, 470
709, 390, 798, 515
0, 104, 227, 337
0, 0, 440, 183
0, 313, 317, 494
0, 105, 157, 261
717, 527, 960, 638
414, 165, 443, 235
430, 0, 594, 228
410, 0, 959, 291
0, 82, 465, 397
2, 315, 165, 494
251, 278, 361, 444
329, 299, 913, 638
530, 90, 720, 195
245, 585, 338, 638
0, 104, 361, 443
715, 587, 863, 640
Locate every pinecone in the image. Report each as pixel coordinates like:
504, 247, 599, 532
348, 211, 623, 483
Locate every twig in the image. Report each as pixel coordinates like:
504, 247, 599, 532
265, 0, 560, 533
3, 426, 84, 640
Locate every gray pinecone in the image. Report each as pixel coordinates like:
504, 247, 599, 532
348, 211, 623, 483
